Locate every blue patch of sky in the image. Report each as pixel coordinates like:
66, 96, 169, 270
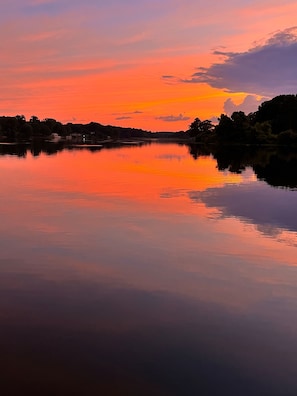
21, 1, 66, 16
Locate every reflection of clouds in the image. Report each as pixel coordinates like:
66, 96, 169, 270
188, 182, 297, 238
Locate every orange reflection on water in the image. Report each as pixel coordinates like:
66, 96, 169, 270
0, 142, 296, 314
16, 143, 247, 215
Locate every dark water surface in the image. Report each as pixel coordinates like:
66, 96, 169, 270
0, 142, 297, 395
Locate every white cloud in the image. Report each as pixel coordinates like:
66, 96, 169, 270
223, 95, 269, 115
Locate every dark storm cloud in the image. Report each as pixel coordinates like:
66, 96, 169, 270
183, 27, 297, 96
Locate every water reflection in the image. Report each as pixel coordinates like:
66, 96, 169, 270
1, 261, 297, 396
2, 141, 297, 189
189, 144, 297, 189
189, 182, 297, 240
0, 142, 297, 395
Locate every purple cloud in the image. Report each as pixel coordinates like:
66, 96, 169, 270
156, 114, 190, 122
183, 27, 297, 96
113, 110, 143, 121
115, 116, 132, 120
113, 110, 143, 116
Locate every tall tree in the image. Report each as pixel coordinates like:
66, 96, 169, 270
188, 118, 213, 141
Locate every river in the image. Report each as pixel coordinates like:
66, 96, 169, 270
1, 141, 297, 395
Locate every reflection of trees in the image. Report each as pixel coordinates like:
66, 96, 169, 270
0, 140, 148, 158
187, 144, 212, 160
187, 144, 297, 189
253, 150, 297, 189
29, 141, 65, 157
188, 144, 258, 172
2, 141, 297, 189
0, 142, 66, 158
0, 143, 28, 158
212, 146, 256, 173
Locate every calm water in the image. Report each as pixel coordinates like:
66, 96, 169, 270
1, 142, 297, 395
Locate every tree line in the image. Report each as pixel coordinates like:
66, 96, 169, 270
1, 94, 297, 144
188, 94, 297, 145
0, 115, 151, 142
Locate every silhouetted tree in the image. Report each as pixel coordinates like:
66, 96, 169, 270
188, 118, 214, 142
215, 114, 235, 141
255, 95, 297, 134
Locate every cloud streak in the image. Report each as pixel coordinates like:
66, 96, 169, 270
113, 110, 143, 121
115, 116, 132, 120
156, 114, 190, 122
184, 27, 297, 96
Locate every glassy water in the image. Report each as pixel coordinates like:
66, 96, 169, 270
1, 142, 297, 395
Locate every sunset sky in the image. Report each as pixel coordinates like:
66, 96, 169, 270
1, 0, 297, 131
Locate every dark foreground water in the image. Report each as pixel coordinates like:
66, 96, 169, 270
0, 142, 297, 395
